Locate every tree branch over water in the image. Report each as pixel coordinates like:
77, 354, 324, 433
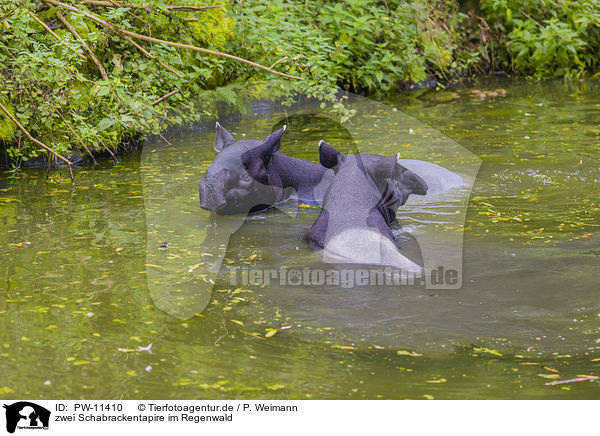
0, 100, 74, 183
43, 0, 303, 80
79, 1, 223, 12
54, 10, 121, 102
27, 11, 87, 61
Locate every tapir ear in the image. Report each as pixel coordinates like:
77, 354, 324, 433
214, 122, 235, 152
261, 125, 286, 155
240, 125, 286, 184
369, 154, 428, 195
318, 140, 344, 170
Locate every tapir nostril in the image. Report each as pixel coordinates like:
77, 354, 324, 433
199, 184, 228, 211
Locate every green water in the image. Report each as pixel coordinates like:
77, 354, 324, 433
1, 79, 599, 399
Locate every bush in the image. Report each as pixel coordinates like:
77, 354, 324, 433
231, 0, 480, 94
480, 0, 600, 77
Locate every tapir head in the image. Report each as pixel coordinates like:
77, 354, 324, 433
318, 140, 428, 212
199, 123, 286, 215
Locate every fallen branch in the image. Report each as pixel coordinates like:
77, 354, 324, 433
268, 56, 288, 70
58, 112, 96, 164
151, 89, 178, 105
155, 4, 223, 12
545, 375, 598, 386
158, 132, 172, 145
105, 0, 154, 39
520, 10, 544, 29
54, 11, 116, 92
79, 1, 223, 12
0, 0, 27, 21
0, 100, 74, 183
121, 34, 183, 78
28, 11, 87, 61
98, 139, 119, 163
70, 110, 119, 163
44, 0, 304, 80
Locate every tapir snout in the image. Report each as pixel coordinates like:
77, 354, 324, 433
408, 170, 429, 196
199, 172, 229, 212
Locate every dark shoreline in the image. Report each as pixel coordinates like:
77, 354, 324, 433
0, 98, 292, 171
0, 74, 514, 171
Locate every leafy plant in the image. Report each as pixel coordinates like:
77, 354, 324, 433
480, 0, 600, 77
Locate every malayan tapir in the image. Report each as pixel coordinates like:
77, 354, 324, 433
199, 123, 334, 215
304, 141, 429, 273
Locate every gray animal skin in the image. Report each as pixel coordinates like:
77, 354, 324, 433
199, 123, 334, 215
395, 159, 464, 201
304, 141, 429, 273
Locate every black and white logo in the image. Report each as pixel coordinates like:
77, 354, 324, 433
3, 402, 50, 434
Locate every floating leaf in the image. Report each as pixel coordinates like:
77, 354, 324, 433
472, 347, 503, 357
397, 350, 422, 357
538, 373, 560, 379
0, 387, 15, 395
333, 345, 355, 350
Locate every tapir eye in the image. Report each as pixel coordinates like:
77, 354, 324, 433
240, 171, 251, 181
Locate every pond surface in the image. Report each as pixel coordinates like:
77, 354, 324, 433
1, 78, 599, 399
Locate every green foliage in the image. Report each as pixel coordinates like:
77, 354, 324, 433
0, 0, 305, 166
0, 0, 598, 165
0, 96, 16, 141
480, 0, 600, 77
230, 0, 478, 95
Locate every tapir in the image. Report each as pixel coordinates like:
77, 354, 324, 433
199, 123, 333, 215
304, 141, 429, 272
